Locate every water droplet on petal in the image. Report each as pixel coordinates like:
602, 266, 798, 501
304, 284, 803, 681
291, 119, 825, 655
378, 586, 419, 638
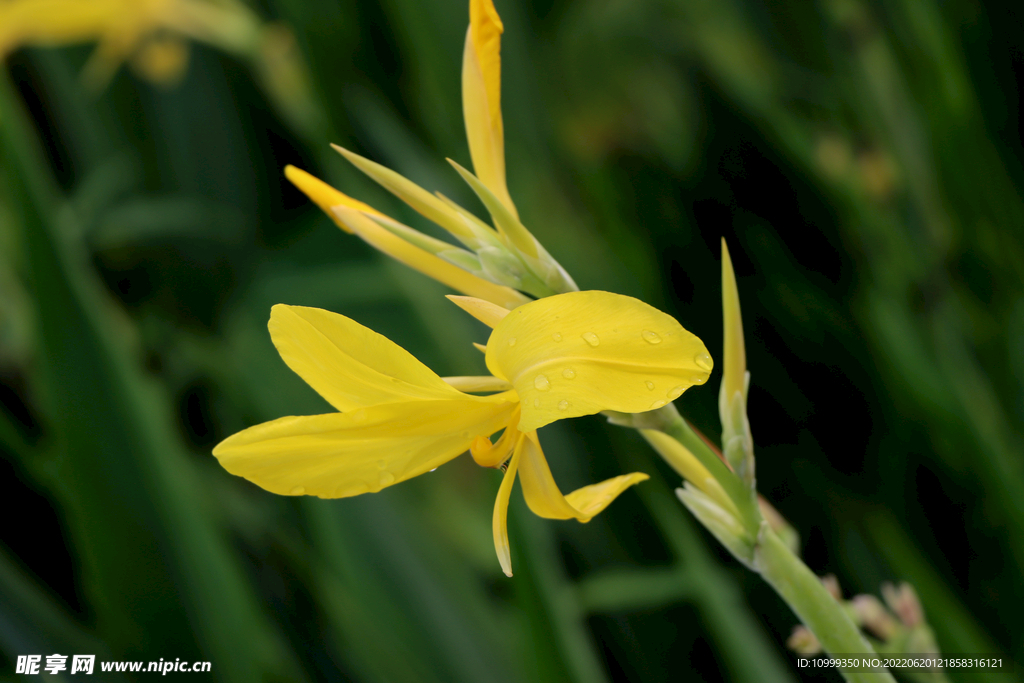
376, 460, 387, 469
290, 486, 305, 496
668, 385, 685, 400
650, 399, 667, 410
552, 332, 563, 342
694, 352, 713, 371
429, 467, 438, 472
534, 374, 551, 391
557, 400, 569, 411
562, 368, 576, 379
351, 409, 366, 422
645, 381, 655, 391
379, 471, 395, 486
641, 329, 662, 344
533, 398, 541, 408
507, 337, 517, 346
693, 374, 707, 385
582, 332, 600, 347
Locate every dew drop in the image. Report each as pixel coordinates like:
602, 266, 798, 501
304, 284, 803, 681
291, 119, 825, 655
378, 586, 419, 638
534, 374, 551, 391
533, 398, 542, 408
290, 486, 306, 496
693, 374, 707, 385
694, 352, 713, 371
551, 332, 563, 342
650, 399, 667, 410
562, 367, 576, 379
376, 460, 387, 469
507, 337, 517, 347
351, 409, 366, 422
668, 385, 685, 400
429, 467, 438, 472
379, 471, 395, 486
582, 332, 600, 347
645, 381, 655, 391
641, 329, 662, 344
557, 400, 569, 411
461, 431, 471, 438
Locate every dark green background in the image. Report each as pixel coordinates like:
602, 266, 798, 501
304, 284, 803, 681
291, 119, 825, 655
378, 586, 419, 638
1, 0, 1021, 681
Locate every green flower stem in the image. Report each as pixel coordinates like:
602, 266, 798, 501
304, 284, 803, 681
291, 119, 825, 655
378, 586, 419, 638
755, 527, 897, 683
616, 405, 896, 682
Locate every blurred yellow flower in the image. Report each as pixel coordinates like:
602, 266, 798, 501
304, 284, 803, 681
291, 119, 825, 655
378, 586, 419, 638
214, 291, 712, 575
285, 0, 576, 306
0, 0, 278, 88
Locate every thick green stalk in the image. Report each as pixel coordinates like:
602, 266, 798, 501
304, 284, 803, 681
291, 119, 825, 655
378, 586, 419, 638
755, 527, 897, 683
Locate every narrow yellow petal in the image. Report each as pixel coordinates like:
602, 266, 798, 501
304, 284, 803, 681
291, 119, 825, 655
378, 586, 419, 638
721, 238, 746, 401
332, 144, 477, 242
492, 438, 521, 577
516, 431, 584, 520
284, 164, 384, 233
333, 205, 531, 310
446, 295, 511, 328
269, 305, 463, 411
641, 429, 739, 519
442, 376, 513, 393
564, 473, 649, 520
462, 0, 517, 216
486, 291, 713, 432
213, 398, 515, 498
473, 342, 488, 354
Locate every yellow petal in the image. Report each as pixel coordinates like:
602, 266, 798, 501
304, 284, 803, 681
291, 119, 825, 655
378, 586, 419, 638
284, 164, 384, 233
516, 431, 585, 520
485, 291, 713, 432
492, 437, 521, 577
462, 0, 516, 216
517, 432, 644, 522
332, 205, 530, 310
471, 404, 521, 467
446, 295, 510, 328
564, 472, 649, 519
721, 238, 746, 401
213, 398, 515, 498
269, 305, 463, 411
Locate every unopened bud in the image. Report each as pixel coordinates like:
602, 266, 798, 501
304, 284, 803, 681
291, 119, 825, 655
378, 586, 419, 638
882, 582, 923, 629
821, 574, 842, 601
787, 626, 822, 655
851, 595, 898, 640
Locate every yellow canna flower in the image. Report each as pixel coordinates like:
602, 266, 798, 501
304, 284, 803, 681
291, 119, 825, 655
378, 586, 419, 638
214, 291, 713, 576
0, 0, 299, 93
285, 0, 576, 305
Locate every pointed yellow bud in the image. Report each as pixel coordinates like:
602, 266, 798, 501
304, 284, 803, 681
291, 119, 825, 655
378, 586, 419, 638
284, 165, 384, 233
721, 238, 747, 403
462, 0, 517, 216
446, 295, 511, 328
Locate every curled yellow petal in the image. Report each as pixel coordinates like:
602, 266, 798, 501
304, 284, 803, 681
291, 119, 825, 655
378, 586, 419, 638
213, 398, 515, 498
486, 291, 713, 432
284, 164, 384, 233
269, 305, 463, 411
492, 438, 521, 577
471, 405, 521, 467
517, 432, 644, 522
462, 0, 516, 216
516, 431, 581, 520
721, 238, 746, 402
332, 205, 530, 310
446, 295, 510, 328
564, 472, 649, 520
